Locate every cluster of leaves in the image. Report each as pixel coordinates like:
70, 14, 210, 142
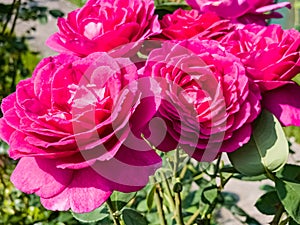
0, 144, 85, 225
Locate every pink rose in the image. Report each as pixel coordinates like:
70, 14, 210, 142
46, 0, 161, 56
0, 53, 162, 213
142, 40, 261, 161
185, 0, 291, 25
221, 24, 300, 126
157, 9, 234, 40
221, 24, 300, 91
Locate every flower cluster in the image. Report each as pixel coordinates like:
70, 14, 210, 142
0, 0, 299, 213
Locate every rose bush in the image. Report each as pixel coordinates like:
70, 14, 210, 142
142, 39, 261, 161
185, 0, 291, 25
220, 24, 300, 126
0, 52, 162, 213
46, 0, 161, 56
156, 9, 234, 40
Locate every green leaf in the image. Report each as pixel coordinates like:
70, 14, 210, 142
255, 191, 280, 215
71, 204, 109, 223
233, 173, 268, 182
259, 184, 275, 192
37, 14, 48, 24
289, 218, 300, 225
49, 9, 64, 18
275, 178, 300, 223
122, 209, 148, 225
201, 185, 218, 205
110, 191, 136, 211
276, 164, 300, 183
154, 3, 190, 19
146, 185, 156, 210
137, 199, 148, 212
228, 110, 289, 176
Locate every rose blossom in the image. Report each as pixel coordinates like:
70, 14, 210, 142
141, 40, 261, 161
156, 9, 234, 40
221, 24, 300, 126
185, 0, 291, 25
0, 52, 162, 213
46, 0, 161, 57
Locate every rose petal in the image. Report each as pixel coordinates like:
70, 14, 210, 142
263, 83, 300, 126
41, 167, 112, 213
10, 157, 73, 198
91, 146, 162, 192
255, 2, 291, 13
0, 119, 15, 143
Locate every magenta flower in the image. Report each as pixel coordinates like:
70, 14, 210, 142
221, 24, 300, 91
221, 24, 300, 126
142, 40, 261, 161
157, 9, 234, 40
46, 0, 161, 56
0, 53, 162, 213
185, 0, 291, 25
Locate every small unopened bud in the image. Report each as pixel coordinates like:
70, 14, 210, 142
173, 182, 183, 193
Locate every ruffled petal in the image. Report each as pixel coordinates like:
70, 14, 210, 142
41, 167, 112, 213
91, 145, 162, 192
263, 83, 300, 126
10, 157, 73, 198
0, 119, 15, 143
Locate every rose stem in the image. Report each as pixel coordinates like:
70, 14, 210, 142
159, 171, 175, 210
106, 197, 121, 225
173, 149, 184, 225
151, 176, 167, 225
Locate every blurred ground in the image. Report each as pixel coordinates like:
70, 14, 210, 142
9, 0, 300, 224
11, 0, 77, 57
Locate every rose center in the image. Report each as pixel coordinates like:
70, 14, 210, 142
84, 22, 103, 40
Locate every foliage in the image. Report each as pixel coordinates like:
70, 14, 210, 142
68, 0, 87, 7
0, 0, 64, 114
0, 143, 84, 225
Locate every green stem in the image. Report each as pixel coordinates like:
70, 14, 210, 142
174, 192, 184, 225
202, 156, 223, 221
151, 177, 167, 225
186, 209, 201, 225
1, 0, 16, 34
173, 148, 180, 177
155, 184, 168, 225
159, 171, 175, 210
106, 197, 121, 225
10, 0, 21, 36
270, 204, 284, 225
265, 169, 276, 182
179, 163, 188, 180
204, 193, 219, 221
213, 156, 222, 178
172, 149, 185, 225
